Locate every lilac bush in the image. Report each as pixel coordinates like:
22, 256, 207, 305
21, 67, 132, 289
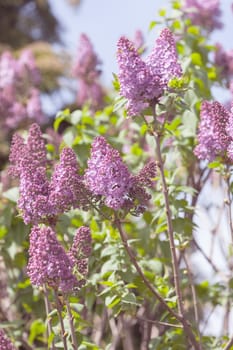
3, 0, 233, 349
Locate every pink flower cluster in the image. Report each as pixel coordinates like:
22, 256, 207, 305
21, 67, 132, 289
116, 28, 182, 116
9, 124, 89, 224
194, 100, 233, 161
183, 0, 222, 32
27, 225, 92, 292
73, 34, 105, 111
0, 50, 45, 129
85, 136, 157, 214
214, 43, 233, 84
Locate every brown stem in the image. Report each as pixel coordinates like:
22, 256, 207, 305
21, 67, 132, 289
224, 336, 233, 350
137, 316, 182, 328
65, 298, 78, 350
183, 254, 202, 344
54, 290, 68, 350
154, 130, 184, 316
193, 239, 219, 273
114, 218, 201, 350
225, 172, 233, 244
43, 284, 56, 350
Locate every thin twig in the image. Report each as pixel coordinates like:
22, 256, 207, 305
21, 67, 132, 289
142, 112, 184, 316
153, 130, 184, 316
183, 253, 202, 343
43, 284, 56, 350
193, 239, 219, 273
54, 290, 68, 350
225, 172, 233, 244
223, 336, 233, 350
137, 316, 182, 328
65, 298, 78, 350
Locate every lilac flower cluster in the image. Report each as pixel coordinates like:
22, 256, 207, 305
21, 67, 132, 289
9, 123, 88, 224
69, 226, 92, 288
0, 329, 15, 350
27, 226, 78, 292
194, 100, 233, 161
85, 136, 157, 213
214, 43, 233, 84
73, 33, 104, 111
116, 28, 182, 116
0, 50, 45, 130
133, 30, 145, 52
183, 0, 222, 32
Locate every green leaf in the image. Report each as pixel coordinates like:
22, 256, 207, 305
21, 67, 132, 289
29, 319, 46, 344
105, 295, 121, 308
122, 292, 140, 306
191, 52, 203, 67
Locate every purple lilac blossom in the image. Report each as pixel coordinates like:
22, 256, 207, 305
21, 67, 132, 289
69, 226, 92, 287
117, 36, 161, 116
183, 0, 222, 32
70, 226, 92, 260
85, 136, 157, 212
117, 28, 182, 116
194, 101, 232, 161
27, 225, 78, 293
17, 49, 41, 84
0, 50, 45, 130
26, 88, 45, 124
214, 43, 233, 83
9, 124, 89, 224
11, 124, 50, 224
0, 329, 15, 350
85, 136, 133, 210
76, 79, 104, 111
48, 147, 83, 215
133, 30, 145, 52
73, 33, 104, 111
146, 28, 182, 89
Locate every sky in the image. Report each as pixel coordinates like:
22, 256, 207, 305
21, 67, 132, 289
50, 0, 233, 88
